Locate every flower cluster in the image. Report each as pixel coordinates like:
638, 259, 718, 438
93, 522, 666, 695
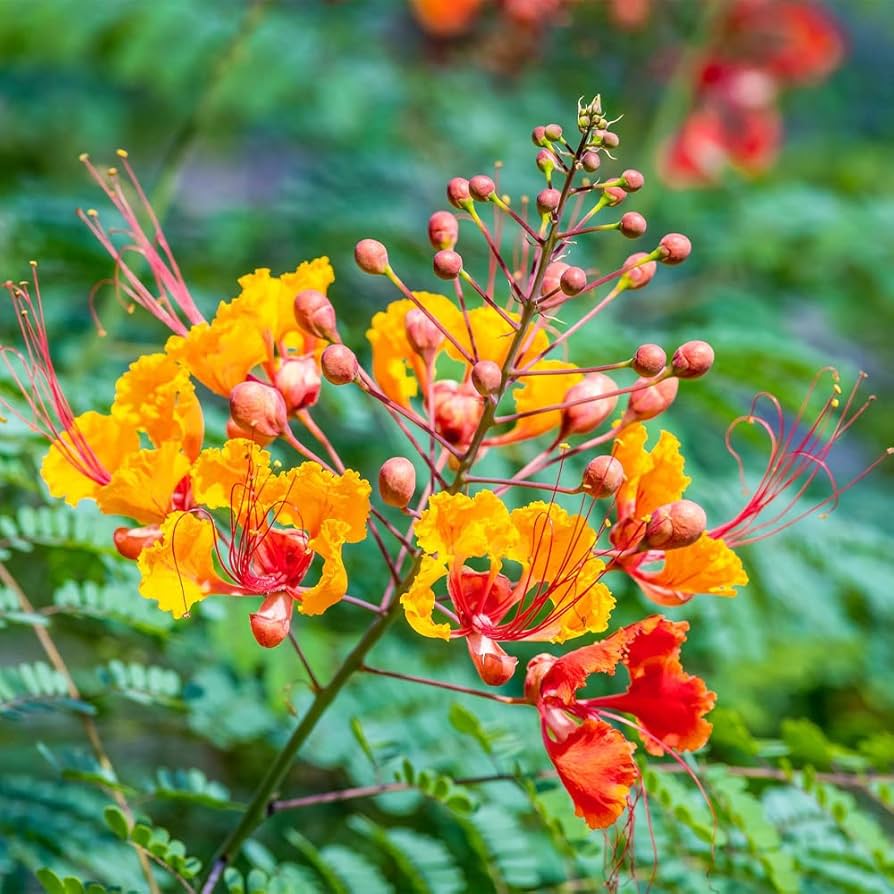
2, 96, 886, 852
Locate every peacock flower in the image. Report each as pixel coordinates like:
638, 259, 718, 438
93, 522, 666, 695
525, 615, 715, 829
402, 490, 615, 684
137, 439, 371, 646
609, 422, 748, 606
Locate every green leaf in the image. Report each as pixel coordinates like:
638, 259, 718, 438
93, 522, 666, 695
102, 805, 129, 841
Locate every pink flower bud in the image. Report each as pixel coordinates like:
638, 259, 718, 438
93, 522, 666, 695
468, 174, 496, 201
378, 456, 417, 508
597, 130, 620, 148
274, 356, 321, 413
249, 591, 293, 649
626, 376, 679, 421
622, 252, 657, 290
447, 177, 472, 209
672, 340, 714, 379
540, 261, 569, 297
428, 210, 459, 250
644, 499, 707, 550
433, 379, 484, 447
581, 455, 625, 498
537, 188, 561, 215
354, 238, 389, 275
294, 289, 338, 342
471, 359, 502, 396
321, 344, 358, 385
524, 652, 558, 703
659, 233, 692, 265
531, 125, 548, 146
632, 343, 667, 377
560, 373, 619, 437
229, 380, 288, 438
113, 525, 162, 561
622, 169, 645, 191
619, 211, 647, 239
536, 149, 557, 174
405, 307, 445, 358
544, 123, 563, 141
604, 186, 627, 207
560, 266, 587, 296
226, 416, 274, 446
433, 249, 463, 280
581, 150, 601, 172
467, 633, 518, 687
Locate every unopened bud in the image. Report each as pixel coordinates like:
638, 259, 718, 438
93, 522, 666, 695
433, 379, 484, 447
428, 210, 459, 250
249, 592, 292, 649
405, 307, 445, 358
619, 211, 647, 239
321, 344, 358, 385
544, 123, 563, 141
447, 177, 472, 209
378, 457, 416, 508
469, 175, 496, 201
114, 525, 162, 561
596, 130, 620, 148
540, 261, 569, 297
644, 500, 707, 550
433, 249, 463, 280
537, 188, 561, 215
561, 373, 619, 437
581, 455, 625, 498
467, 633, 518, 687
659, 233, 692, 265
632, 343, 667, 377
604, 186, 627, 207
622, 169, 645, 191
626, 376, 679, 421
294, 289, 338, 341
622, 252, 657, 289
274, 356, 321, 413
672, 340, 714, 379
226, 416, 274, 446
471, 359, 502, 396
354, 238, 389, 275
560, 266, 587, 296
581, 150, 601, 172
524, 652, 558, 702
536, 149, 557, 175
229, 380, 288, 438
531, 125, 548, 146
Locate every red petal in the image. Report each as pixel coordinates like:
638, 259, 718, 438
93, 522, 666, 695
249, 591, 294, 648
466, 633, 518, 686
543, 716, 638, 829
539, 627, 630, 704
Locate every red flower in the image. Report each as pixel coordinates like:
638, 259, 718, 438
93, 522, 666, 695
526, 616, 715, 829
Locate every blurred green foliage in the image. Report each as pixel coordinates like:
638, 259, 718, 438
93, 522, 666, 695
1, 1, 892, 891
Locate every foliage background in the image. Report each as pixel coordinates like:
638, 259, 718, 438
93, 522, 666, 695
1, 1, 892, 891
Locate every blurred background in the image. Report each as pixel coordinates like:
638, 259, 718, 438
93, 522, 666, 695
1, 1, 892, 891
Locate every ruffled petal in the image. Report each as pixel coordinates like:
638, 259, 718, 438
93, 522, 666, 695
190, 439, 272, 511
538, 559, 615, 644
299, 517, 351, 615
508, 501, 597, 583
445, 306, 548, 368
539, 626, 630, 704
400, 554, 452, 640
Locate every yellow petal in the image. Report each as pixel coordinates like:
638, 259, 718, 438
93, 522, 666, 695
137, 511, 221, 618
445, 306, 550, 368
111, 352, 204, 460
299, 518, 351, 615
279, 257, 335, 341
97, 442, 192, 524
543, 561, 615, 644
40, 411, 140, 506
613, 422, 650, 511
400, 554, 451, 640
636, 430, 691, 517
191, 439, 272, 510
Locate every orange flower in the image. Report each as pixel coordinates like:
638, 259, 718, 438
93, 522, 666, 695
525, 615, 715, 829
409, 0, 484, 37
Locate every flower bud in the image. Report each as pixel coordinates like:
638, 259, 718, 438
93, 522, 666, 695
626, 376, 679, 421
531, 125, 548, 146
226, 416, 274, 446
471, 359, 502, 396
524, 652, 558, 702
249, 592, 292, 649
659, 233, 692, 265
544, 123, 563, 141
468, 174, 495, 201
113, 525, 162, 561
321, 344, 358, 385
428, 210, 459, 250
540, 261, 569, 297
622, 252, 657, 289
354, 238, 389, 275
294, 289, 338, 342
433, 249, 463, 280
378, 457, 417, 508
632, 343, 667, 377
622, 169, 645, 191
536, 149, 557, 175
581, 455, 625, 498
596, 130, 620, 148
467, 633, 518, 687
536, 188, 561, 215
619, 211, 647, 239
447, 177, 472, 209
560, 373, 619, 437
604, 186, 627, 207
560, 266, 587, 296
672, 340, 714, 379
644, 499, 707, 550
274, 356, 321, 413
433, 379, 484, 447
229, 380, 288, 438
405, 307, 445, 359
581, 150, 601, 172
